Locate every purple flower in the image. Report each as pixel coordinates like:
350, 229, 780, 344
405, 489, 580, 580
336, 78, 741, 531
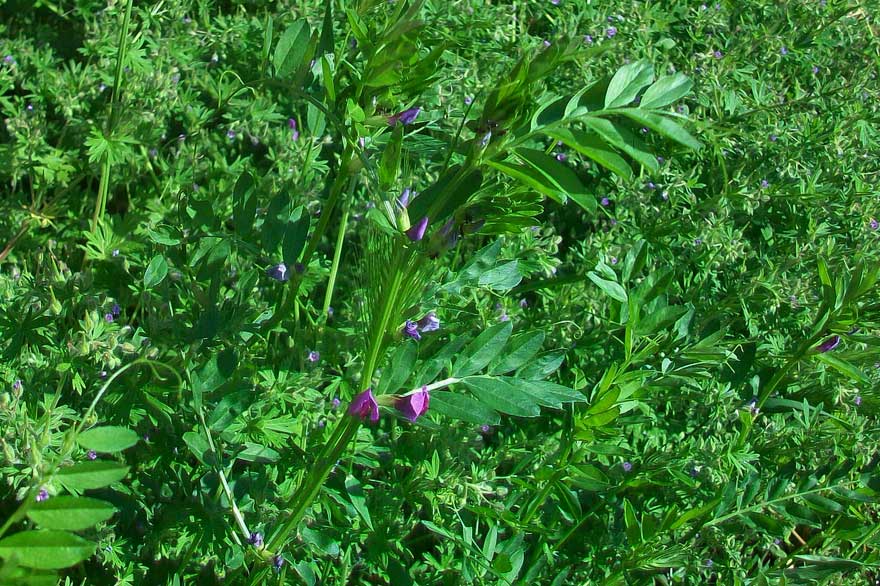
812, 65, 819, 74
348, 388, 380, 422
111, 303, 121, 317
227, 129, 236, 140
519, 298, 528, 308
760, 179, 769, 189
149, 148, 158, 158
611, 256, 618, 265
780, 46, 788, 55
417, 311, 440, 333
36, 488, 49, 502
606, 27, 617, 38
12, 380, 22, 392
398, 187, 412, 208
464, 95, 473, 105
307, 350, 320, 363
288, 118, 299, 141
480, 424, 492, 433
105, 313, 114, 323
622, 461, 633, 472
550, 0, 560, 4
583, 35, 593, 44
499, 312, 510, 322
406, 216, 429, 241
331, 397, 341, 409
112, 249, 120, 257
869, 218, 878, 230
713, 50, 723, 59
3, 55, 14, 64
815, 335, 840, 353
87, 450, 97, 460
600, 197, 610, 206
640, 127, 649, 134
388, 107, 421, 126
661, 190, 669, 201
99, 371, 107, 378
395, 385, 430, 422
249, 532, 264, 547
854, 395, 862, 406
402, 320, 421, 340
646, 181, 656, 190
266, 263, 290, 282
273, 555, 284, 571
543, 40, 551, 48
555, 152, 567, 161
770, 134, 778, 142
657, 156, 665, 164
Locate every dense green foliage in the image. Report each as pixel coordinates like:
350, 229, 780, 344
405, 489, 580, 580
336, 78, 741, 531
1, 0, 879, 584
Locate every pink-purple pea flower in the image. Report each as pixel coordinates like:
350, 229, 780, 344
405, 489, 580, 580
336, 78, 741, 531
395, 385, 430, 422
388, 107, 420, 126
815, 335, 840, 353
406, 216, 429, 241
348, 388, 380, 422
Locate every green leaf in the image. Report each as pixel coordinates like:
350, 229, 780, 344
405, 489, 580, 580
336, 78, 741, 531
282, 205, 311, 266
182, 431, 214, 466
56, 462, 129, 492
614, 109, 702, 150
429, 392, 500, 425
639, 73, 693, 109
490, 331, 545, 375
379, 124, 403, 190
547, 128, 632, 180
587, 272, 628, 303
635, 305, 688, 336
452, 321, 512, 377
500, 378, 586, 409
345, 475, 373, 530
516, 148, 596, 213
236, 442, 280, 463
605, 60, 654, 108
143, 254, 168, 289
76, 426, 138, 453
378, 340, 418, 395
233, 172, 257, 237
274, 20, 311, 78
27, 496, 115, 531
478, 261, 522, 291
518, 350, 565, 380
461, 376, 541, 417
581, 118, 659, 171
0, 530, 95, 570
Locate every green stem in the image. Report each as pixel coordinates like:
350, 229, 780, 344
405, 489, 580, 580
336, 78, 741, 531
91, 0, 134, 233
321, 181, 354, 319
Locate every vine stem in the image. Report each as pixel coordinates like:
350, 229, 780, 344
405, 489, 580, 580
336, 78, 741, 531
91, 0, 134, 233
321, 180, 354, 319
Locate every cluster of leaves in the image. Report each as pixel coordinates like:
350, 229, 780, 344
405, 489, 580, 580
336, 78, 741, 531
0, 0, 879, 585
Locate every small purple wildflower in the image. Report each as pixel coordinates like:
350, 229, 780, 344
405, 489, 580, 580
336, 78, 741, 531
606, 26, 617, 38
480, 131, 492, 147
464, 95, 473, 105
388, 107, 421, 126
748, 398, 760, 415
36, 488, 49, 502
714, 50, 723, 59
661, 190, 669, 201
273, 555, 284, 571
760, 179, 769, 189
600, 197, 610, 207
249, 532, 264, 547
266, 263, 290, 282
331, 397, 341, 409
417, 311, 440, 333
640, 127, 649, 134
98, 83, 107, 92
611, 256, 618, 265
26, 103, 34, 112
402, 320, 421, 340
111, 303, 121, 317
550, 0, 560, 4
780, 46, 788, 56
622, 461, 633, 472
112, 249, 120, 257
288, 118, 299, 141
395, 386, 430, 422
149, 148, 158, 158
406, 216, 429, 242
327, 306, 335, 318
812, 65, 819, 74
398, 187, 412, 208
705, 559, 714, 568
227, 129, 236, 140
99, 370, 107, 378
348, 388, 380, 422
770, 134, 778, 142
657, 156, 665, 164
694, 238, 702, 246
555, 152, 567, 162
480, 424, 492, 433
543, 40, 551, 48
307, 350, 320, 363
854, 395, 862, 406
869, 218, 878, 230
519, 298, 528, 308
88, 450, 97, 460
12, 380, 22, 392
499, 312, 510, 322
815, 335, 840, 353
3, 55, 14, 64
646, 181, 656, 190
105, 313, 114, 323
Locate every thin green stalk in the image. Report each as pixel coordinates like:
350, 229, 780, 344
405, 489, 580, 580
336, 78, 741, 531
321, 179, 355, 319
91, 0, 134, 233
